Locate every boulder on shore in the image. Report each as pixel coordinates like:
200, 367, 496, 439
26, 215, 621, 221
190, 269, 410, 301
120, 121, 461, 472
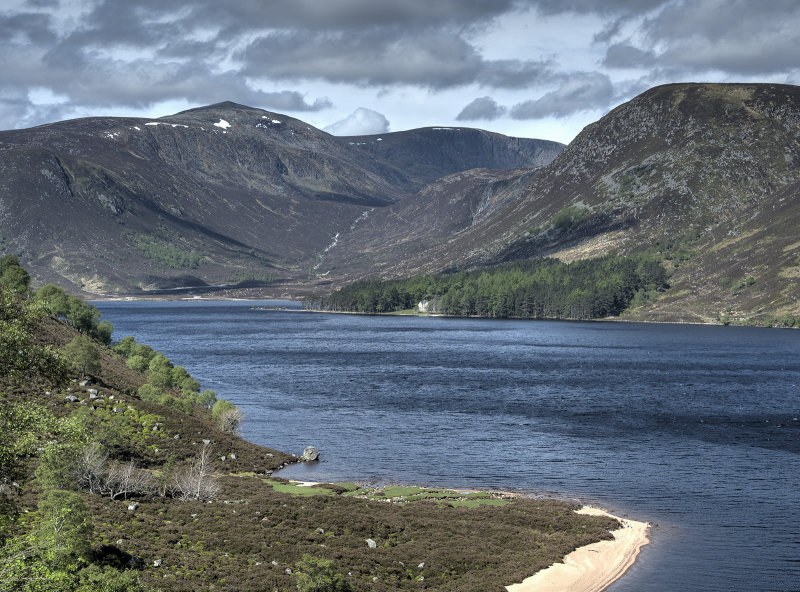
301, 446, 320, 461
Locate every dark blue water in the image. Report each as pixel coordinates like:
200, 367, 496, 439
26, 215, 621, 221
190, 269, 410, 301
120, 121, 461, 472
96, 300, 800, 592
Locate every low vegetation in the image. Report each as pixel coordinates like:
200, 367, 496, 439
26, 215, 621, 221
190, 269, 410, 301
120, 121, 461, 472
123, 233, 207, 270
1, 259, 622, 591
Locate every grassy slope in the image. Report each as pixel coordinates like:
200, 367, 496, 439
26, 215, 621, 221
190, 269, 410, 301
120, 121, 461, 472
3, 314, 622, 592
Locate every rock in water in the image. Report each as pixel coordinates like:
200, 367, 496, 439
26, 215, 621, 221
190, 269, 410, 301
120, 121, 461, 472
301, 446, 320, 461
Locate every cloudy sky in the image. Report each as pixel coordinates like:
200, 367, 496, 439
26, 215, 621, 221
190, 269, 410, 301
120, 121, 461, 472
2, 0, 799, 144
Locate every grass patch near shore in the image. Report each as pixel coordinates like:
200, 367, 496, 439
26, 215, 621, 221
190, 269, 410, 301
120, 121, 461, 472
264, 482, 515, 508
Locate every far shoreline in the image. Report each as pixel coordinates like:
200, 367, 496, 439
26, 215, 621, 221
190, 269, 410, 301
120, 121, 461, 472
92, 294, 744, 327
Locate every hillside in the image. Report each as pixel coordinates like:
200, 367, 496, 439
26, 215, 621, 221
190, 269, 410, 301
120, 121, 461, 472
321, 83, 800, 323
0, 105, 561, 296
0, 273, 621, 592
2, 83, 799, 322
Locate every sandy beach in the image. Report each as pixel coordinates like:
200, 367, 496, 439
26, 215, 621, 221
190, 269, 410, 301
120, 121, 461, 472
505, 506, 650, 592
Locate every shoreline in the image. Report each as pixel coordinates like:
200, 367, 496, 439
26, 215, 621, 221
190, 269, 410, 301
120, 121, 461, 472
287, 481, 650, 592
505, 506, 650, 592
92, 295, 797, 328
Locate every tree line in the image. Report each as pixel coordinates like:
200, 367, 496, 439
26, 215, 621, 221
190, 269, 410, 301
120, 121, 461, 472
310, 254, 669, 320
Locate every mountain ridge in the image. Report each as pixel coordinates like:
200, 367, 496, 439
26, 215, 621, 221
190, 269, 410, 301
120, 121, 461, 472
0, 102, 562, 295
2, 83, 799, 322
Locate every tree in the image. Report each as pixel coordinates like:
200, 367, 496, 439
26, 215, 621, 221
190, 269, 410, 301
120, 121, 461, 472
35, 284, 71, 318
212, 399, 243, 434
295, 554, 353, 592
0, 255, 30, 295
35, 284, 113, 344
195, 389, 217, 409
34, 490, 93, 571
73, 443, 108, 495
0, 403, 60, 495
173, 442, 219, 501
63, 335, 101, 378
112, 336, 137, 358
217, 406, 244, 435
101, 460, 154, 500
136, 383, 164, 402
1, 288, 65, 382
35, 443, 82, 491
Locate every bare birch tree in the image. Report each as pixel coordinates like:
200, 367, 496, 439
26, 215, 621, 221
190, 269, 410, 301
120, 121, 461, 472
102, 460, 154, 500
173, 442, 219, 501
73, 442, 108, 494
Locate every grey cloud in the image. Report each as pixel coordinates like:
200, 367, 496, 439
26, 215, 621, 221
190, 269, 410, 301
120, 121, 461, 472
534, 0, 669, 16
510, 73, 614, 119
242, 29, 556, 90
74, 0, 520, 34
456, 97, 507, 121
23, 0, 59, 7
0, 11, 56, 45
255, 92, 332, 112
603, 43, 655, 68
476, 59, 554, 89
593, 16, 629, 43
324, 108, 390, 135
241, 30, 485, 88
603, 0, 800, 75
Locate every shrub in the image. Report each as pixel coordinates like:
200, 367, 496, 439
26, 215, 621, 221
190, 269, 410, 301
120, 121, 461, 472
159, 394, 194, 414
75, 564, 148, 592
126, 354, 150, 373
295, 554, 353, 592
112, 336, 137, 358
137, 383, 164, 402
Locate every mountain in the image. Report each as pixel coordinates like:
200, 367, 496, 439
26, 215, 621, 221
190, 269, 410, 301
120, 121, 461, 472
2, 84, 799, 323
0, 102, 562, 295
321, 83, 800, 323
335, 127, 563, 190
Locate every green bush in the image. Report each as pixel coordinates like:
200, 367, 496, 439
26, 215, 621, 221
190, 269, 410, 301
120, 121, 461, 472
75, 564, 148, 592
126, 355, 150, 373
1, 289, 66, 382
35, 443, 82, 491
195, 390, 217, 409
295, 554, 353, 592
35, 284, 112, 345
0, 255, 31, 295
112, 336, 137, 358
34, 489, 93, 571
159, 394, 194, 414
137, 384, 164, 402
63, 335, 101, 378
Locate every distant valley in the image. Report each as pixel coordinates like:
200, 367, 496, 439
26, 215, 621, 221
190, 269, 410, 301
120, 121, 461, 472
1, 83, 799, 323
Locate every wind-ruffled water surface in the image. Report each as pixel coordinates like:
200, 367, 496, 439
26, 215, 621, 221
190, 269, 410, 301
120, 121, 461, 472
97, 301, 800, 592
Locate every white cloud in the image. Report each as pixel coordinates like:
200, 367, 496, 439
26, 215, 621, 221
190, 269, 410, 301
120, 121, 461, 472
323, 107, 390, 136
